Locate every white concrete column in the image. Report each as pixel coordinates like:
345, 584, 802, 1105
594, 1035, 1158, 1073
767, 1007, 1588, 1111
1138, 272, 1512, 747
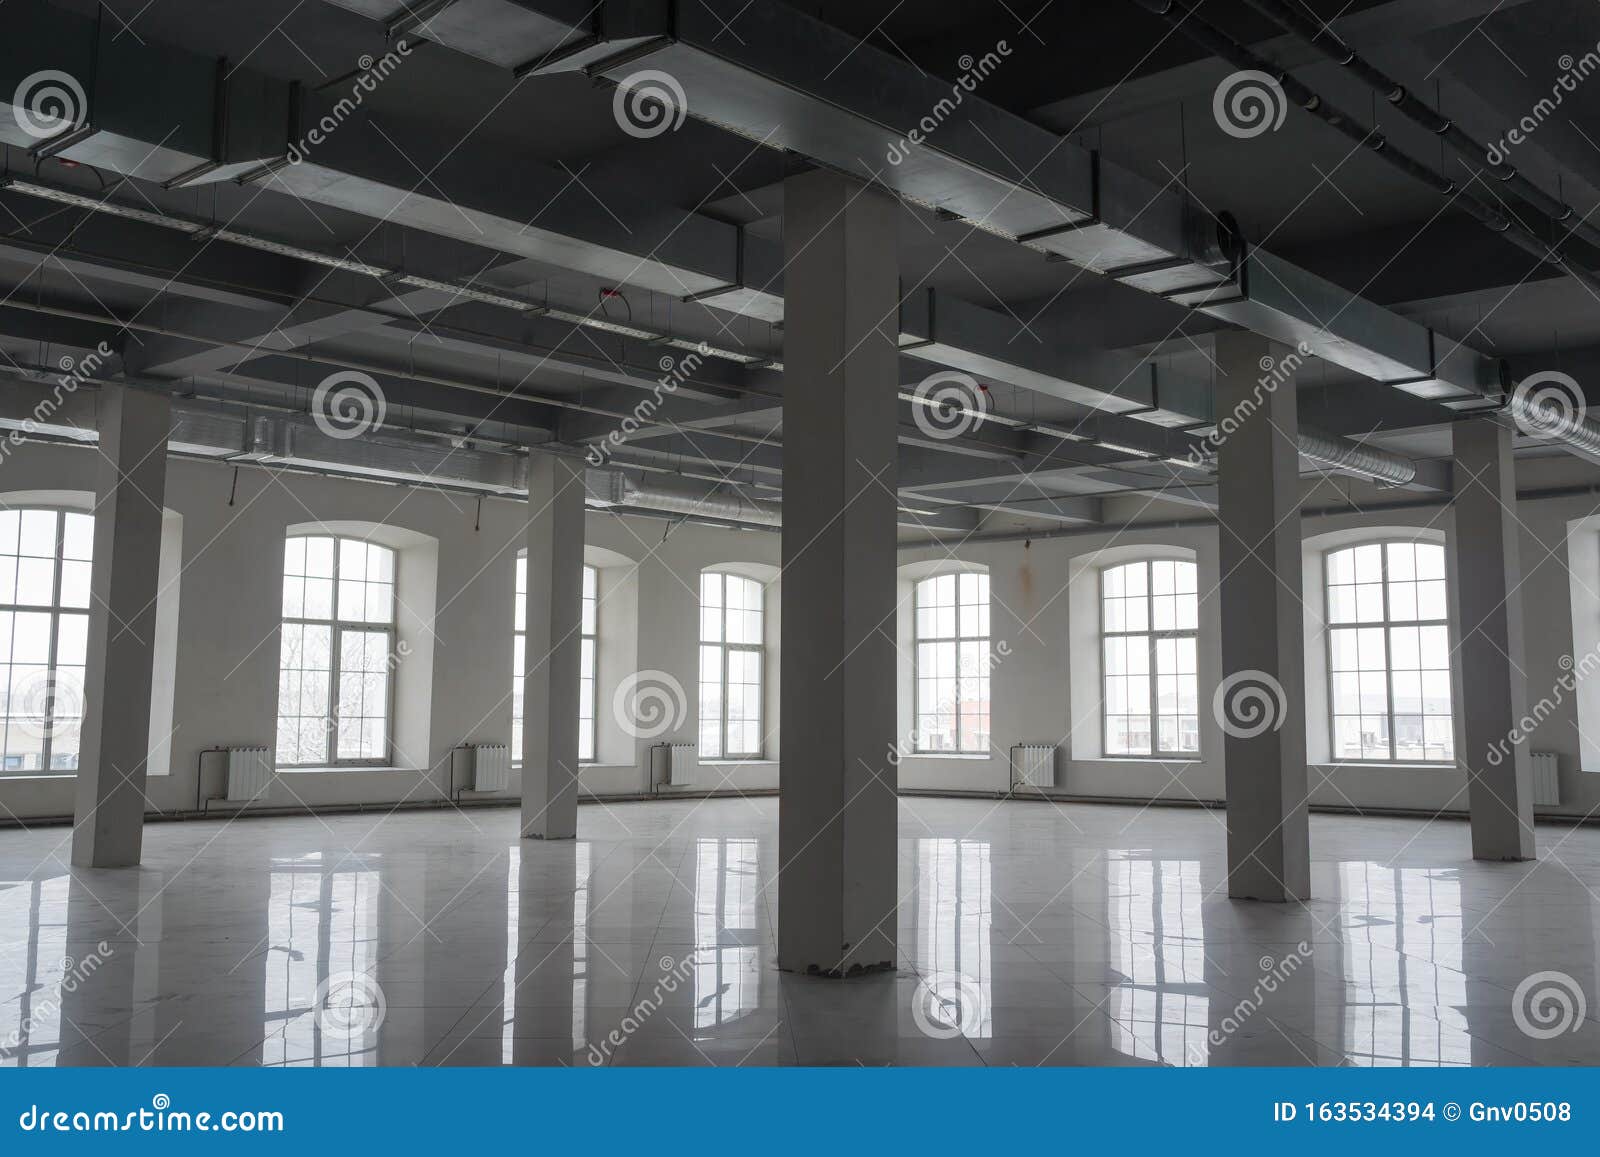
520, 453, 585, 840
71, 385, 171, 869
1215, 332, 1311, 901
1452, 417, 1536, 861
777, 169, 900, 975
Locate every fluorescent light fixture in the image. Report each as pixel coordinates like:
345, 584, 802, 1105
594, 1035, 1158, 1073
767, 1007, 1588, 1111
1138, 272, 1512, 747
1163, 456, 1211, 470
210, 229, 392, 279
395, 273, 545, 312
1094, 440, 1158, 458
545, 308, 661, 342
656, 336, 770, 365
2, 178, 210, 234
1029, 422, 1093, 442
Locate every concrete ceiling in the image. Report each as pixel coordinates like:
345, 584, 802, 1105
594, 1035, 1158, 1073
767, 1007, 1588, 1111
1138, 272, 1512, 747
1, 0, 1597, 535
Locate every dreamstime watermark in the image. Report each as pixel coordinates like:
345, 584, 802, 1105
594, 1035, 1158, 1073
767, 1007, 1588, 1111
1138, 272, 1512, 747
286, 43, 414, 165
909, 370, 990, 441
886, 41, 1012, 165
9, 669, 82, 743
1213, 70, 1287, 140
0, 341, 113, 468
613, 669, 689, 740
1485, 44, 1600, 165
586, 952, 700, 1065
1213, 669, 1288, 739
1189, 942, 1311, 1062
886, 639, 1011, 766
1508, 369, 1587, 441
1512, 970, 1587, 1039
585, 346, 709, 466
613, 70, 687, 139
11, 70, 87, 140
2, 941, 113, 1053
1186, 341, 1310, 467
17, 1095, 283, 1134
311, 370, 387, 439
910, 971, 986, 1039
312, 970, 387, 1036
1486, 644, 1600, 767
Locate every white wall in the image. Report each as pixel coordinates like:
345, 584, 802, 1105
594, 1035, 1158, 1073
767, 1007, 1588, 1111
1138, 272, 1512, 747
6, 439, 1600, 822
0, 443, 779, 820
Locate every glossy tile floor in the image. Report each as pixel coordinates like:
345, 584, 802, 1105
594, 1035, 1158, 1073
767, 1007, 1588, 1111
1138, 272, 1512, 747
3, 797, 1600, 1067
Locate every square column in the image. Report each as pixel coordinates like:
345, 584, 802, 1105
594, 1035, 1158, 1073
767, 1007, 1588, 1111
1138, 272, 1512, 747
71, 385, 171, 869
777, 169, 901, 976
1452, 417, 1536, 860
1215, 332, 1311, 901
520, 453, 585, 840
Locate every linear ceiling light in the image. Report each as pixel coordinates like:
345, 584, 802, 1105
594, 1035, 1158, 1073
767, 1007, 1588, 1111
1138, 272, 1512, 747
393, 273, 546, 312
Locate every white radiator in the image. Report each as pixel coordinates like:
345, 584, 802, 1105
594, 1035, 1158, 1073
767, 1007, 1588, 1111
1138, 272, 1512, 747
1531, 751, 1561, 807
454, 743, 511, 793
223, 746, 274, 802
652, 743, 697, 787
1011, 743, 1057, 789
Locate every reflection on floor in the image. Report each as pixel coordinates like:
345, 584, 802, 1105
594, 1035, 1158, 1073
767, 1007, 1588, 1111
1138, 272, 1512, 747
3, 797, 1599, 1067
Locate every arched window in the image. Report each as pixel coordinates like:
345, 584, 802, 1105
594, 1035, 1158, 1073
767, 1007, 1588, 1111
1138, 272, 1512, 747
1101, 558, 1198, 757
913, 572, 990, 754
0, 508, 92, 773
699, 572, 764, 759
512, 559, 597, 762
276, 535, 397, 767
1325, 540, 1453, 762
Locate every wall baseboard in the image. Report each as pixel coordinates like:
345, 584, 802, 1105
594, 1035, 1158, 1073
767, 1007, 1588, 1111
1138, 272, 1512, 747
0, 786, 1589, 832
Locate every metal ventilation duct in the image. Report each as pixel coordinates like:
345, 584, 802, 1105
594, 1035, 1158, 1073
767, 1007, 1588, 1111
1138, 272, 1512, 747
7, 0, 1510, 413
316, 0, 1508, 405
1294, 430, 1419, 487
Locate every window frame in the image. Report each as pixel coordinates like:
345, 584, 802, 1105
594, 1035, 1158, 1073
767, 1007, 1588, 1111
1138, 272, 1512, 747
0, 506, 93, 776
1323, 539, 1454, 765
1099, 557, 1200, 760
911, 571, 992, 755
699, 571, 765, 761
276, 534, 398, 769
513, 559, 599, 765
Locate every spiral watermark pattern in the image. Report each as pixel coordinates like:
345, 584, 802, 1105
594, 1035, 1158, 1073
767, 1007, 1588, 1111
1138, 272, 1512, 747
1512, 970, 1587, 1039
1213, 70, 1287, 140
311, 370, 386, 440
911, 370, 988, 440
313, 970, 387, 1035
1213, 669, 1288, 739
613, 70, 687, 139
910, 972, 985, 1039
613, 669, 688, 740
12, 70, 87, 139
1510, 370, 1587, 440
11, 669, 79, 740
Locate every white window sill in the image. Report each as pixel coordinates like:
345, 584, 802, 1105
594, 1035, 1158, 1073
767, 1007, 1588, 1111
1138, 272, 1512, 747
1089, 756, 1204, 764
904, 753, 990, 760
1313, 761, 1459, 772
278, 765, 415, 775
